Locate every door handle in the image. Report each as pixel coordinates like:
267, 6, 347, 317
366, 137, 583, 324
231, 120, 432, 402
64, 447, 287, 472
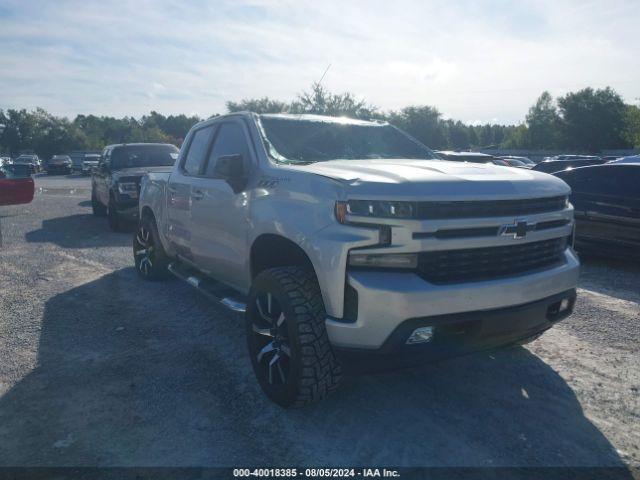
191, 189, 205, 201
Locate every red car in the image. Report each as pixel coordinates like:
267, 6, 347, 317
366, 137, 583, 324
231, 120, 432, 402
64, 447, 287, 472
0, 165, 35, 206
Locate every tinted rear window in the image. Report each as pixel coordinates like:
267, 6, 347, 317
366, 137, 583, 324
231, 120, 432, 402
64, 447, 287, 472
111, 145, 178, 169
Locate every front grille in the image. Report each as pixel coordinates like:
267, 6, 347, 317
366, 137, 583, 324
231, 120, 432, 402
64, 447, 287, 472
417, 237, 567, 284
415, 196, 567, 219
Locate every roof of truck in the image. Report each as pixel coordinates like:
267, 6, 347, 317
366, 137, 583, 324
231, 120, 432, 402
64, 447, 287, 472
259, 113, 385, 126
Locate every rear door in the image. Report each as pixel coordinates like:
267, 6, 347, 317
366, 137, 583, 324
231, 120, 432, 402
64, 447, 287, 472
189, 120, 254, 291
564, 165, 640, 248
165, 124, 216, 260
584, 166, 640, 248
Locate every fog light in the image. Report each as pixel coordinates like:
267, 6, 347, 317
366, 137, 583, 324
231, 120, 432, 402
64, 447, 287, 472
560, 298, 571, 312
406, 326, 434, 344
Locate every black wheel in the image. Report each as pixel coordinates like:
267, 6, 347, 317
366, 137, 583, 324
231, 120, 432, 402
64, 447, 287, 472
133, 215, 170, 280
91, 190, 107, 217
246, 266, 342, 407
108, 196, 123, 231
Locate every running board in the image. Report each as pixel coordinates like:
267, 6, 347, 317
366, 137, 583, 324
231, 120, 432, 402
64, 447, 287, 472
168, 262, 247, 313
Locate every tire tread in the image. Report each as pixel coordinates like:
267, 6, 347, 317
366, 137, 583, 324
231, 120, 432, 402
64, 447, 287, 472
263, 266, 342, 407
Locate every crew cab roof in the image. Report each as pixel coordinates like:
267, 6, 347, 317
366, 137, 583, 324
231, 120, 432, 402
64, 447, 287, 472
259, 113, 385, 126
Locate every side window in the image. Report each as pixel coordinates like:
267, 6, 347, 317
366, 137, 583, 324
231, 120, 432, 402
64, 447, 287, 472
204, 122, 249, 177
597, 166, 637, 197
182, 126, 214, 175
101, 148, 111, 167
561, 167, 597, 193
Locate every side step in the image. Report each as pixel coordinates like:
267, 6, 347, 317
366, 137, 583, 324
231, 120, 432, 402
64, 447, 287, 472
168, 262, 247, 313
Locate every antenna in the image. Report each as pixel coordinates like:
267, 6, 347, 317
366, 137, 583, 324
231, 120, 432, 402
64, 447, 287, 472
297, 63, 332, 119
318, 63, 331, 86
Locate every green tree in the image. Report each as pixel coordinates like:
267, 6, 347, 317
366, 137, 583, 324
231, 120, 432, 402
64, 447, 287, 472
291, 82, 377, 119
386, 106, 446, 149
226, 97, 289, 114
444, 120, 471, 150
526, 91, 561, 148
623, 105, 640, 148
557, 87, 629, 152
502, 124, 529, 149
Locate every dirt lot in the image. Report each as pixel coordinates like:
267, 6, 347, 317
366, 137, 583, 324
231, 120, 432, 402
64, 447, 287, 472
0, 175, 638, 468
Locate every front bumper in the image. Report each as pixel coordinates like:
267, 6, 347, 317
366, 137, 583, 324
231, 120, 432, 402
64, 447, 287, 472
326, 248, 580, 350
334, 288, 576, 370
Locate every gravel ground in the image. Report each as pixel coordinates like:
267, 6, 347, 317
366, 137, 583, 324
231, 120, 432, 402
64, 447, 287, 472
0, 175, 638, 468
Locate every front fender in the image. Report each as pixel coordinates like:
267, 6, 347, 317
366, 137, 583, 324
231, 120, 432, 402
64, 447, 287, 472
248, 174, 378, 318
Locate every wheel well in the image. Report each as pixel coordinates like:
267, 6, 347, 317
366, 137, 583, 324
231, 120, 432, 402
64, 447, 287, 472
140, 206, 155, 222
250, 234, 314, 279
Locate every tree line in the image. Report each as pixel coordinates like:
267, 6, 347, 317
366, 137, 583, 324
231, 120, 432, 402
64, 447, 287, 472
1, 83, 638, 160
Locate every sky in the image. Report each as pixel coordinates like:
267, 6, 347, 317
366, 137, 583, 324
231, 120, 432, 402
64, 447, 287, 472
0, 0, 638, 124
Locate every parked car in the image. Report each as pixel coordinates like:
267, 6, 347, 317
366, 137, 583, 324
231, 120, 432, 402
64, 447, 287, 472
436, 151, 498, 164
490, 158, 511, 166
532, 157, 606, 174
2, 163, 33, 177
499, 156, 535, 167
69, 150, 101, 173
45, 155, 72, 175
81, 153, 101, 175
0, 164, 35, 206
136, 113, 579, 407
607, 154, 640, 165
546, 155, 602, 161
91, 143, 179, 231
555, 164, 640, 260
13, 154, 39, 174
500, 158, 529, 168
69, 152, 84, 173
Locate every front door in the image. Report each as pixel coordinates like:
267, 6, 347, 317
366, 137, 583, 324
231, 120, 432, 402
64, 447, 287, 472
189, 120, 253, 292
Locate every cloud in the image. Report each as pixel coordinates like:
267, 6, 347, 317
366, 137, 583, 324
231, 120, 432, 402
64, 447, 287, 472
0, 0, 638, 123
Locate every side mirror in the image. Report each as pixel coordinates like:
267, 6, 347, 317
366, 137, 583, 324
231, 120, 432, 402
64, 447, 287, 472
214, 154, 244, 178
213, 154, 246, 193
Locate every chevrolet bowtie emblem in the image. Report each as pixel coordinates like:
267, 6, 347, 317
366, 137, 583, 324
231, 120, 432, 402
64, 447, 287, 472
499, 220, 536, 239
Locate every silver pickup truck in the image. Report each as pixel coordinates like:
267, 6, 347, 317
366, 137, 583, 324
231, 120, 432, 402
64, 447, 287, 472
136, 112, 580, 407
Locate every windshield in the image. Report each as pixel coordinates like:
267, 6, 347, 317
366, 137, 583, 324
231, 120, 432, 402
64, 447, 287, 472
111, 145, 178, 169
0, 164, 31, 178
259, 117, 437, 163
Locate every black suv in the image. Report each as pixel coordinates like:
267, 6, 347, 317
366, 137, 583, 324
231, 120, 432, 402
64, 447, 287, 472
91, 143, 179, 231
555, 163, 640, 260
532, 156, 605, 174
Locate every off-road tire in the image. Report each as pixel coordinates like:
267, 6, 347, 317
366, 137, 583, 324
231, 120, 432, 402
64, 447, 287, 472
246, 266, 342, 408
91, 190, 107, 217
133, 214, 171, 280
108, 195, 123, 232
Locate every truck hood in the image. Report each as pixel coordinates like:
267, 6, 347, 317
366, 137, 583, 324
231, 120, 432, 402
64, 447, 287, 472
294, 159, 570, 200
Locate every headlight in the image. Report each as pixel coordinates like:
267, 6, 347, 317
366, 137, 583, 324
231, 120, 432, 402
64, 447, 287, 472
335, 200, 414, 223
118, 182, 138, 197
348, 252, 418, 269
